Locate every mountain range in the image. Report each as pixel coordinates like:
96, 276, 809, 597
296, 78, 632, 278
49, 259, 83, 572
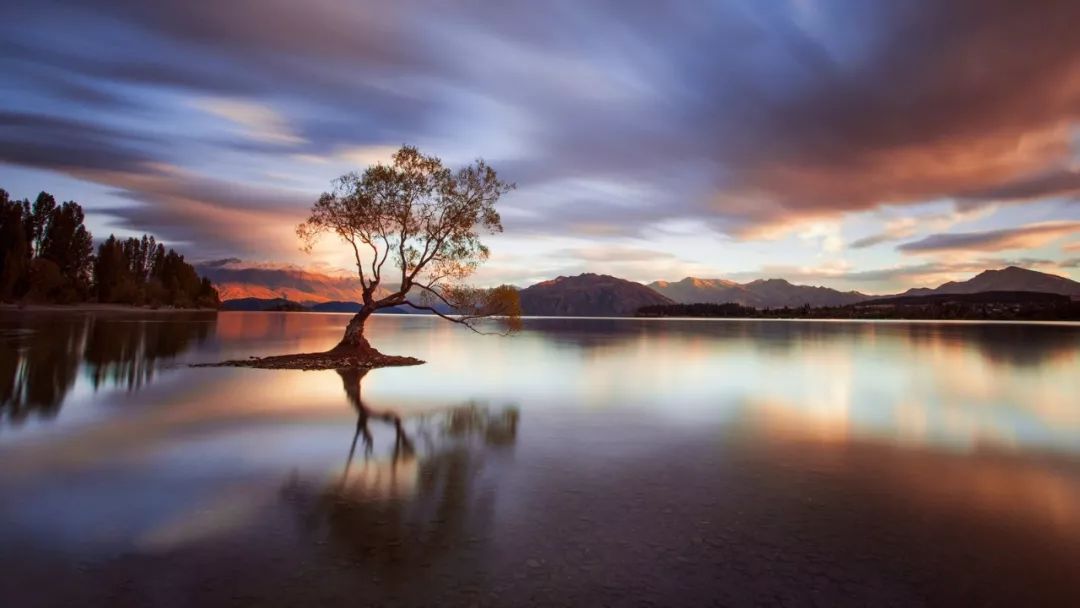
196, 261, 390, 303
213, 265, 1080, 316
649, 277, 868, 308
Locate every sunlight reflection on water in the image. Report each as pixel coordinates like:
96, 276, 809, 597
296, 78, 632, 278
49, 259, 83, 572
0, 311, 1078, 605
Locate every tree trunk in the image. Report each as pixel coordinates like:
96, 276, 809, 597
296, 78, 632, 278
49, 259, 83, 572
333, 308, 378, 355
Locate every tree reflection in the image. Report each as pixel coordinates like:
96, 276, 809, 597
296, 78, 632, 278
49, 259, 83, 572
530, 318, 1080, 368
83, 314, 214, 390
0, 312, 215, 425
0, 319, 86, 424
900, 322, 1080, 367
282, 368, 519, 581
337, 368, 415, 480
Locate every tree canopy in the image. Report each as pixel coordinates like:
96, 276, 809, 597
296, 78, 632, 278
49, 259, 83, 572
0, 189, 93, 302
94, 234, 219, 308
298, 146, 521, 336
0, 186, 219, 308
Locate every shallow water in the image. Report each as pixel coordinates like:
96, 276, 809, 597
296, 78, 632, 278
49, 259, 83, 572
1, 311, 1078, 607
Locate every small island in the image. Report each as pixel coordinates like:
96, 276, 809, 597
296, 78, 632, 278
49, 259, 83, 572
198, 146, 522, 371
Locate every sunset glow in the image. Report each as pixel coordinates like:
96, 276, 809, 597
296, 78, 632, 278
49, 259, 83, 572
1, 1, 1077, 293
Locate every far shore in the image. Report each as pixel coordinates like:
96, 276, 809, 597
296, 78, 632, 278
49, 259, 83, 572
0, 303, 219, 314
3, 305, 1079, 325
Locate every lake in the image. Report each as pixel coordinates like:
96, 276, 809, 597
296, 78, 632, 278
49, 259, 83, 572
1, 311, 1078, 607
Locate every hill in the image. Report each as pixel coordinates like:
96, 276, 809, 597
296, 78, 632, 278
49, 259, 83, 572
649, 277, 868, 308
519, 273, 673, 316
900, 266, 1080, 298
865, 290, 1071, 307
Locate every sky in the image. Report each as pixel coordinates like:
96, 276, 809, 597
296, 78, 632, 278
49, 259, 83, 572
1, 0, 1078, 294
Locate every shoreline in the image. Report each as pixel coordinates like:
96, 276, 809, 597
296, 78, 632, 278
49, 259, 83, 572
3, 305, 1078, 325
0, 303, 219, 314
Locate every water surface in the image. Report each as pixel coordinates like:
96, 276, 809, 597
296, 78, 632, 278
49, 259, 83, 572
1, 311, 1078, 606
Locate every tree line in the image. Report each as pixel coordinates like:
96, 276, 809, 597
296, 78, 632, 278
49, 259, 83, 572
636, 295, 1080, 321
0, 189, 219, 308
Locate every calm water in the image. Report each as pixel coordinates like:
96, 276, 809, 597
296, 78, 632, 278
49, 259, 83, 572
1, 311, 1079, 607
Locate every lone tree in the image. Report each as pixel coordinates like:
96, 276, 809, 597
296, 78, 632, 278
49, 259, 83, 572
297, 145, 521, 364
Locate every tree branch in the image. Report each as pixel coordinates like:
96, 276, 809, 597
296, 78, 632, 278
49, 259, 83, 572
400, 300, 510, 336
346, 235, 370, 294
414, 282, 454, 309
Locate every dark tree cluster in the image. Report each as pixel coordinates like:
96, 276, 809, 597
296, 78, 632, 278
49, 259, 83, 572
94, 234, 219, 308
636, 302, 758, 318
636, 293, 1080, 321
0, 190, 93, 302
0, 188, 219, 308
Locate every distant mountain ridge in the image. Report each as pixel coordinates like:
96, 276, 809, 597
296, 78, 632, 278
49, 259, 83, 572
196, 262, 391, 303
215, 265, 1080, 317
649, 276, 868, 308
220, 297, 306, 312
219, 298, 439, 315
900, 266, 1080, 298
519, 273, 673, 316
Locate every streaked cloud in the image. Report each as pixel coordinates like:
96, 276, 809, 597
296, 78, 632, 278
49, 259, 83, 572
0, 0, 1078, 288
191, 98, 306, 145
898, 221, 1080, 254
850, 206, 996, 249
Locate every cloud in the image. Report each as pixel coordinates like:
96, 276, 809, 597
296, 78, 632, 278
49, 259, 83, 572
334, 145, 401, 167
849, 205, 997, 249
898, 221, 1080, 254
0, 0, 1079, 270
0, 111, 158, 173
198, 257, 242, 268
191, 98, 306, 145
850, 217, 918, 249
552, 246, 677, 263
956, 169, 1080, 206
798, 222, 844, 254
73, 163, 310, 259
697, 0, 1080, 233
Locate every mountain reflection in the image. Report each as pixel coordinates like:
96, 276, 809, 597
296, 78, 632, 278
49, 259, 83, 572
282, 368, 519, 580
0, 312, 215, 424
523, 318, 1080, 367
